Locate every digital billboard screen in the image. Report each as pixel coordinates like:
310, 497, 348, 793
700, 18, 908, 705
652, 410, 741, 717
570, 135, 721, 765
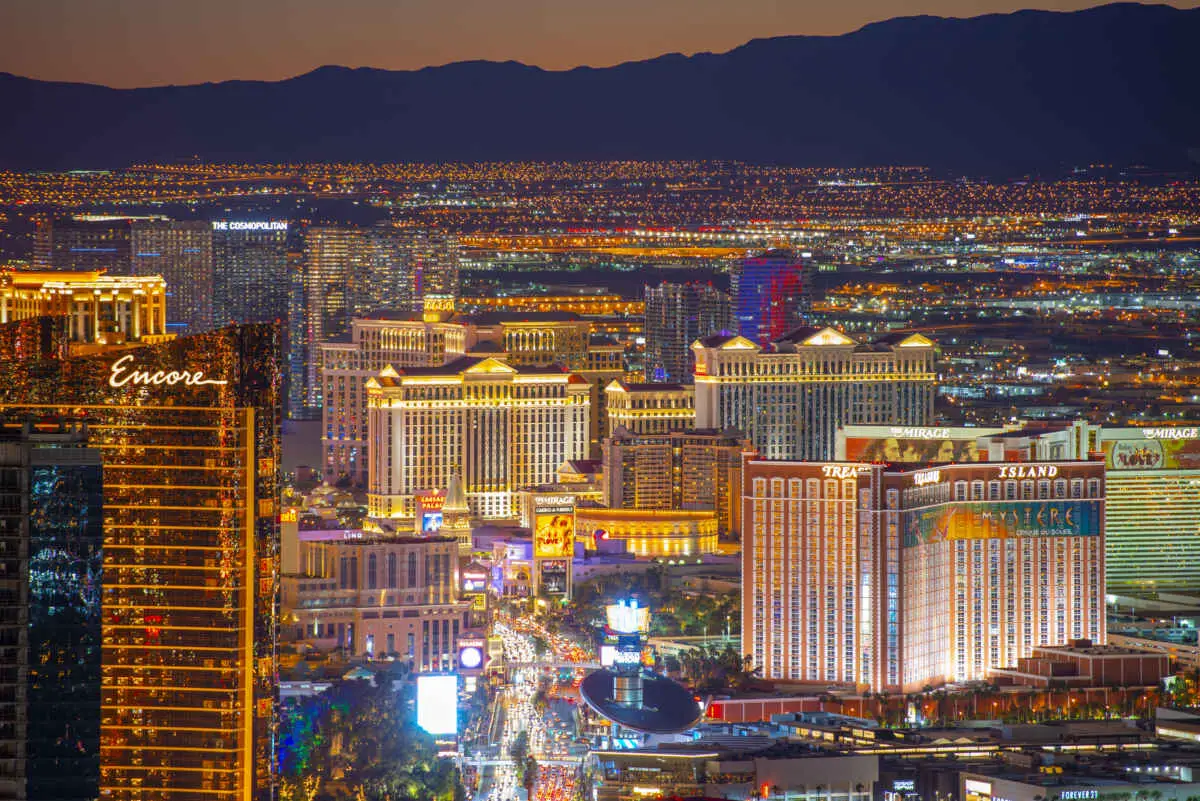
534, 513, 574, 558
421, 511, 444, 532
416, 675, 458, 735
539, 559, 568, 594
462, 572, 487, 594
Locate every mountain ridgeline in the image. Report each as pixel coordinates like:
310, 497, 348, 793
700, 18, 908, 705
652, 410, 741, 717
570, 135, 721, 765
1, 3, 1198, 172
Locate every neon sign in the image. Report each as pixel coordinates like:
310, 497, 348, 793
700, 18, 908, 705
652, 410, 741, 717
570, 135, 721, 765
913, 469, 941, 486
889, 427, 951, 439
211, 220, 288, 231
998, 464, 1058, 479
1143, 427, 1198, 440
822, 465, 869, 479
108, 354, 227, 388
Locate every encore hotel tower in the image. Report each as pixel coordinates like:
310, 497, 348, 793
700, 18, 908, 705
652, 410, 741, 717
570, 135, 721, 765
0, 318, 280, 800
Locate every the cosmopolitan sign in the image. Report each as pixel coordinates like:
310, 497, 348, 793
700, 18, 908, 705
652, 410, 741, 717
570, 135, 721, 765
211, 220, 288, 231
108, 354, 227, 388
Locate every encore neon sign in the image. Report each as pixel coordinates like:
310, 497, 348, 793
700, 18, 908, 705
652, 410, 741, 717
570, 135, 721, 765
108, 354, 228, 388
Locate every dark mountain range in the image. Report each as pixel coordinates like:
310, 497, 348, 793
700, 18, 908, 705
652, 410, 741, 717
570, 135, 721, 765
1, 3, 1198, 172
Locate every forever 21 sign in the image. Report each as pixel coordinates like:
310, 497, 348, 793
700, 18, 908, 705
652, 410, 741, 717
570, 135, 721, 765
108, 354, 228, 388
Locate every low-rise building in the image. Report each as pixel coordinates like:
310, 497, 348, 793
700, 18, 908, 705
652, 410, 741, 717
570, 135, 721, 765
280, 529, 470, 672
587, 746, 877, 801
961, 767, 1200, 801
990, 640, 1171, 689
575, 506, 719, 558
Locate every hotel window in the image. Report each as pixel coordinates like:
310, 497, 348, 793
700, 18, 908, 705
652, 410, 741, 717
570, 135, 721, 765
1038, 479, 1051, 498
954, 481, 967, 501
1005, 480, 1017, 500
988, 481, 1001, 500
1087, 478, 1100, 498
1071, 479, 1083, 498
1021, 481, 1034, 500
1054, 479, 1067, 498
971, 480, 984, 500
367, 554, 377, 590
886, 489, 899, 510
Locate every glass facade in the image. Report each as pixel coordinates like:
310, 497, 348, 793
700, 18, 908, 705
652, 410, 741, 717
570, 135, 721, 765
29, 443, 104, 801
0, 322, 281, 800
0, 425, 103, 801
731, 249, 811, 345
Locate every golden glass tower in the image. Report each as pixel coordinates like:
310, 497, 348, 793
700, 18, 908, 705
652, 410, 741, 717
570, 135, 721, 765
0, 318, 280, 800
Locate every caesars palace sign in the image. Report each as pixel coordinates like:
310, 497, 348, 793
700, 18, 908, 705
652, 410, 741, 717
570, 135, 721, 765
108, 354, 228, 388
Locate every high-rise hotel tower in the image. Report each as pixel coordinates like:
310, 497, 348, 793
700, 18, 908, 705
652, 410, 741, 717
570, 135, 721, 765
0, 318, 281, 800
743, 459, 1105, 693
366, 356, 590, 521
694, 327, 936, 461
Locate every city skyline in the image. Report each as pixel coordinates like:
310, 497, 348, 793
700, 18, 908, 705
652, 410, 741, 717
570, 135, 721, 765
1, 0, 1196, 87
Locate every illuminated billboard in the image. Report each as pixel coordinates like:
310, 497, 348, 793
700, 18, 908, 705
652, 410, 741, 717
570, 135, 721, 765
903, 500, 1102, 547
416, 491, 447, 532
539, 560, 569, 595
1102, 435, 1200, 471
534, 506, 575, 559
416, 675, 458, 735
462, 571, 488, 594
605, 599, 650, 634
599, 644, 617, 667
459, 640, 486, 671
844, 435, 985, 464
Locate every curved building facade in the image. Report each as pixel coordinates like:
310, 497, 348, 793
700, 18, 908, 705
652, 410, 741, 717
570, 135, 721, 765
575, 507, 718, 558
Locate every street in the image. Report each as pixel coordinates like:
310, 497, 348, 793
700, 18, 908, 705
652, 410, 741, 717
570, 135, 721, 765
474, 618, 587, 801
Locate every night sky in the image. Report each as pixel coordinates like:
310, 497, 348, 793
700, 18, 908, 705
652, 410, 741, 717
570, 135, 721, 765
3, 0, 1197, 88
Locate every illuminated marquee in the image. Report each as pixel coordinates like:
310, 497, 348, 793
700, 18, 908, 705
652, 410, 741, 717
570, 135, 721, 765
108, 354, 227, 388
